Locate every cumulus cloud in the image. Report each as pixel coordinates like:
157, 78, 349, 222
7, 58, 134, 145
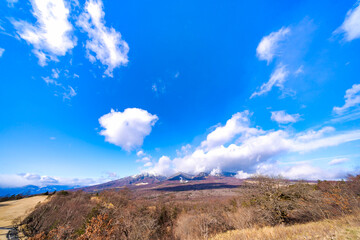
256, 27, 291, 63
0, 48, 4, 57
201, 111, 263, 150
12, 0, 76, 65
146, 156, 175, 176
77, 0, 129, 76
333, 84, 360, 115
250, 64, 289, 98
98, 108, 158, 151
235, 170, 253, 179
145, 111, 360, 179
334, 2, 360, 41
271, 110, 301, 124
329, 158, 350, 165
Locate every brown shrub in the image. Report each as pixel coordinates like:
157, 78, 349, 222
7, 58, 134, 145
22, 174, 360, 240
22, 191, 97, 238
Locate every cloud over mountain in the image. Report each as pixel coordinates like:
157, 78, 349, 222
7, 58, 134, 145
145, 111, 360, 179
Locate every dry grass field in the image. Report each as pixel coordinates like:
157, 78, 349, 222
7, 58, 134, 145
211, 212, 360, 240
0, 196, 47, 239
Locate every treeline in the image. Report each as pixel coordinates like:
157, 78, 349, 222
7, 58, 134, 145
20, 175, 360, 240
0, 191, 54, 202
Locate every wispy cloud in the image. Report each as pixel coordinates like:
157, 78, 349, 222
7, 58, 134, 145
77, 0, 129, 77
334, 2, 360, 41
0, 48, 4, 57
329, 157, 349, 165
271, 110, 301, 124
0, 173, 98, 188
42, 76, 77, 100
252, 19, 315, 99
98, 108, 158, 151
6, 0, 18, 8
333, 84, 360, 115
256, 27, 291, 63
250, 64, 289, 98
12, 0, 76, 66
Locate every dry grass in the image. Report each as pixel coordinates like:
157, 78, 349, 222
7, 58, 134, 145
211, 212, 360, 240
0, 195, 47, 239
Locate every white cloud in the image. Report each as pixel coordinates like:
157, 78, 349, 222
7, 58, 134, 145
235, 170, 253, 179
63, 85, 77, 100
0, 48, 4, 57
250, 64, 289, 98
333, 84, 360, 115
42, 76, 61, 86
296, 126, 335, 141
141, 157, 151, 162
146, 111, 360, 178
137, 150, 145, 157
0, 173, 98, 188
334, 2, 360, 41
254, 162, 347, 180
256, 27, 291, 63
295, 65, 304, 75
42, 76, 77, 100
144, 162, 153, 167
52, 68, 60, 79
210, 167, 222, 176
98, 108, 158, 151
12, 0, 76, 65
146, 156, 175, 176
201, 111, 263, 150
77, 0, 129, 76
271, 110, 301, 124
329, 158, 350, 165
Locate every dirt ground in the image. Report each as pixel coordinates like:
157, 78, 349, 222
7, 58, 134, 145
0, 196, 47, 240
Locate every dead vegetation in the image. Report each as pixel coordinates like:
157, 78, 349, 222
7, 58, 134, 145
19, 175, 360, 240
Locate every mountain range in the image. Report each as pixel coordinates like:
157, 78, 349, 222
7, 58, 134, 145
0, 171, 239, 196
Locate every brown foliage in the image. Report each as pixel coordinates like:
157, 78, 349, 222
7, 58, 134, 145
22, 174, 360, 240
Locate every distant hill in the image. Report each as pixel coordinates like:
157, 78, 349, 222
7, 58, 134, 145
0, 185, 76, 197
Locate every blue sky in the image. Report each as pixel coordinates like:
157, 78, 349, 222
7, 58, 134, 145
1, 0, 360, 187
